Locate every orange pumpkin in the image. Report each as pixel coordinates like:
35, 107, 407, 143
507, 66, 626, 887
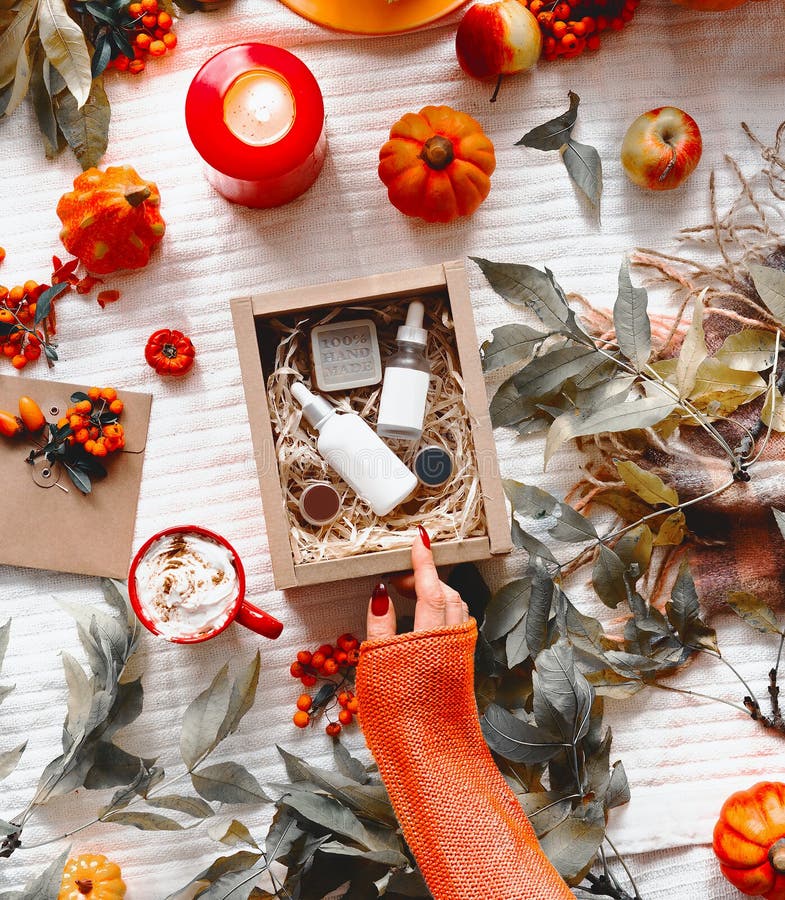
714, 782, 785, 898
58, 853, 126, 899
57, 166, 165, 275
378, 105, 496, 224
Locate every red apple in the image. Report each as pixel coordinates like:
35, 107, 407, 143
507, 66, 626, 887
620, 107, 703, 191
672, 0, 746, 9
456, 0, 542, 100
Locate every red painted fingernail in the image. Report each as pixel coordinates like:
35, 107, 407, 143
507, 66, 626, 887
371, 582, 389, 617
417, 525, 431, 549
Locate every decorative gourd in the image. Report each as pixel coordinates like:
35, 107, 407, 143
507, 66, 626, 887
378, 105, 496, 224
713, 782, 785, 899
56, 166, 165, 275
58, 853, 126, 899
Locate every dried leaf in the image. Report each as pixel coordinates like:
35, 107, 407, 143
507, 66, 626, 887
614, 524, 653, 582
53, 74, 110, 170
714, 329, 778, 371
0, 0, 36, 88
279, 791, 376, 851
517, 792, 573, 838
586, 668, 644, 699
666, 563, 718, 653
605, 760, 631, 809
592, 544, 627, 609
505, 614, 530, 668
16, 847, 71, 900
163, 851, 265, 900
146, 794, 215, 818
750, 264, 785, 325
688, 358, 767, 417
481, 323, 549, 372
761, 388, 785, 432
101, 810, 184, 830
0, 619, 9, 673
192, 762, 271, 806
653, 511, 686, 546
539, 801, 605, 884
562, 138, 602, 207
564, 599, 611, 658
516, 91, 579, 151
489, 374, 537, 428
504, 481, 597, 543
332, 742, 369, 785
194, 856, 271, 900
38, 0, 92, 107
2, 33, 32, 118
726, 592, 781, 635
219, 651, 261, 743
615, 459, 678, 507
533, 641, 593, 745
612, 258, 651, 370
511, 517, 558, 565
180, 664, 232, 770
675, 302, 707, 398
84, 741, 152, 789
773, 507, 785, 542
480, 703, 566, 764
483, 578, 530, 642
513, 343, 600, 400
526, 570, 555, 659
554, 394, 678, 443
208, 818, 260, 849
0, 741, 26, 781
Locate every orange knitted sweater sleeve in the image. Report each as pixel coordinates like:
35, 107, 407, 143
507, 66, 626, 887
356, 619, 574, 900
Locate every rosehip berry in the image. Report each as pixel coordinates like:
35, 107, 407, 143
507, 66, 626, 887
11, 354, 27, 369
311, 652, 326, 670
297, 650, 312, 666
325, 723, 341, 737
296, 694, 312, 712
337, 691, 350, 708
338, 709, 353, 726
347, 697, 359, 714
301, 674, 317, 687
323, 659, 339, 676
293, 710, 310, 728
316, 644, 334, 658
290, 661, 305, 678
148, 39, 166, 57
334, 649, 348, 665
142, 13, 158, 28
162, 32, 177, 49
157, 10, 172, 28
347, 649, 360, 666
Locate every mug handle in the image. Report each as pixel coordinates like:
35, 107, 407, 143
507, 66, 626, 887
236, 601, 283, 640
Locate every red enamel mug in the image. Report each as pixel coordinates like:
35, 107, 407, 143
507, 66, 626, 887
128, 525, 283, 644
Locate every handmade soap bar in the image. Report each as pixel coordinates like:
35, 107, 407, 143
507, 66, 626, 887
310, 319, 382, 392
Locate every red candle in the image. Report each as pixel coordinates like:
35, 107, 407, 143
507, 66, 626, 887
185, 44, 326, 208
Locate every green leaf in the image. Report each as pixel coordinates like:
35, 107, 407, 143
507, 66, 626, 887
38, 0, 92, 107
533, 641, 593, 745
726, 592, 781, 635
666, 563, 718, 653
613, 258, 651, 371
516, 90, 579, 151
539, 801, 605, 885
53, 73, 110, 169
102, 810, 184, 830
675, 301, 707, 398
64, 463, 91, 494
146, 794, 215, 818
615, 459, 678, 507
750, 264, 785, 325
592, 544, 627, 609
481, 323, 549, 372
192, 762, 271, 806
0, 741, 26, 781
180, 664, 232, 770
714, 329, 778, 371
483, 578, 530, 642
562, 138, 602, 207
481, 703, 566, 764
34, 281, 68, 324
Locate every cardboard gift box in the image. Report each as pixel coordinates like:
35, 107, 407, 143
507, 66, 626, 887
231, 260, 511, 590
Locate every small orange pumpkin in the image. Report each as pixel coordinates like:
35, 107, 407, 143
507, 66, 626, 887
58, 853, 126, 899
713, 782, 785, 898
56, 165, 165, 275
378, 105, 496, 224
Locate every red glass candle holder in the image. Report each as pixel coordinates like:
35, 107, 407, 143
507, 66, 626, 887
185, 43, 327, 208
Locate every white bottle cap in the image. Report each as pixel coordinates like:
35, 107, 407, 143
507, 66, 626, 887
291, 381, 335, 430
396, 299, 427, 346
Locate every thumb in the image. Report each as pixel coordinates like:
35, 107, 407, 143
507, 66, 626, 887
366, 582, 396, 641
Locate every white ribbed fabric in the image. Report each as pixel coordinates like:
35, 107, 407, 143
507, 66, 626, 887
0, 0, 782, 896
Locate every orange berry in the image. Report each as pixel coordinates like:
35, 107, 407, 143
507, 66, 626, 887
84, 440, 96, 453
347, 697, 359, 714
560, 33, 578, 50
337, 691, 350, 708
114, 54, 130, 71
571, 20, 586, 35
136, 32, 152, 49
529, 0, 543, 12
129, 1, 143, 15
552, 20, 567, 37
18, 397, 45, 431
290, 661, 304, 678
311, 652, 326, 670
129, 58, 145, 74
8, 286, 24, 304
336, 633, 353, 650
0, 248, 5, 263
2, 345, 15, 358
148, 39, 166, 57
109, 399, 124, 415
157, 10, 172, 28
316, 644, 333, 658
154, 27, 166, 38
142, 13, 158, 28
0, 286, 7, 300
323, 659, 339, 676
347, 649, 360, 666
100, 387, 117, 402
338, 709, 353, 726
296, 650, 312, 666
0, 309, 14, 325
293, 711, 309, 729
301, 674, 317, 687
554, 2, 571, 17
162, 32, 177, 49
69, 414, 82, 428
89, 426, 99, 439
92, 442, 108, 457
23, 280, 37, 294
23, 344, 41, 361
296, 694, 312, 712
325, 723, 341, 737
141, 0, 158, 11
57, 417, 69, 429
88, 387, 101, 400
11, 354, 27, 369
76, 399, 92, 414
75, 428, 89, 444
334, 649, 347, 665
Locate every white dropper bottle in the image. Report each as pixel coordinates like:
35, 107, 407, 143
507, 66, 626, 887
291, 382, 417, 517
377, 299, 431, 441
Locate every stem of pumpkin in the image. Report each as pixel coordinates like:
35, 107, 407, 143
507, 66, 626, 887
769, 839, 785, 874
124, 186, 151, 207
419, 136, 454, 170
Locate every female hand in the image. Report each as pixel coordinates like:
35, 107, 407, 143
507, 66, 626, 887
366, 526, 470, 640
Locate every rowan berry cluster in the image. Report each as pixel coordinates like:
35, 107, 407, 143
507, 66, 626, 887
58, 388, 125, 458
290, 633, 361, 737
107, 0, 178, 76
524, 0, 640, 61
0, 280, 58, 370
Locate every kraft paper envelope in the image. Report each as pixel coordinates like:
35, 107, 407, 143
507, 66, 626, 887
0, 373, 152, 579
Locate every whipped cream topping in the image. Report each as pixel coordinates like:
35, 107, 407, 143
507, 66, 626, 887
134, 532, 239, 640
